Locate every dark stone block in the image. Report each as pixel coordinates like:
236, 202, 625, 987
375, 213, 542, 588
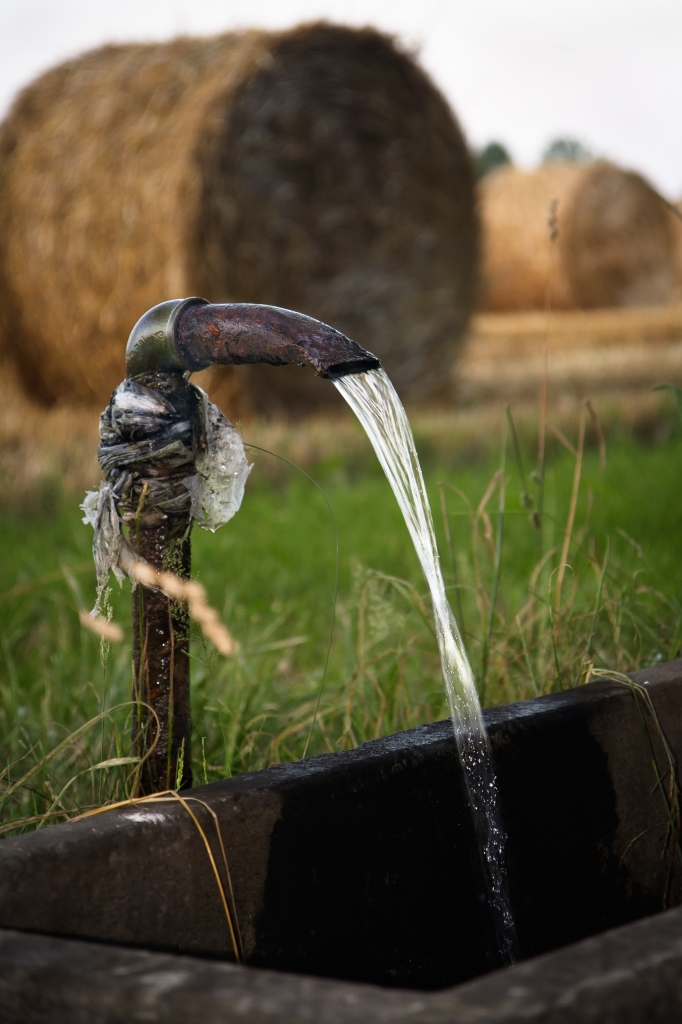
0, 661, 680, 990
2, 904, 682, 1023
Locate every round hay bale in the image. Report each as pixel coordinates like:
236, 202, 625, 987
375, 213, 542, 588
479, 160, 676, 312
669, 200, 682, 300
0, 23, 477, 413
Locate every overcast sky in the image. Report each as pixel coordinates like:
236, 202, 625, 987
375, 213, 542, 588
1, 0, 680, 195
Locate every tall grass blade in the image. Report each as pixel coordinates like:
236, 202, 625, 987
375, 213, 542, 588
555, 404, 587, 614
480, 412, 507, 701
439, 482, 466, 636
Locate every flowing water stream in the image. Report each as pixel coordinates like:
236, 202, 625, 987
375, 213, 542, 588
333, 368, 518, 964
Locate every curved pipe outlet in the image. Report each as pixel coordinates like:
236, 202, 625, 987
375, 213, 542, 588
126, 297, 381, 380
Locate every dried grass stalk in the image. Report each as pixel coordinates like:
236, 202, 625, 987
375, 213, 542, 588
480, 161, 676, 312
0, 23, 477, 413
128, 561, 236, 657
78, 610, 124, 643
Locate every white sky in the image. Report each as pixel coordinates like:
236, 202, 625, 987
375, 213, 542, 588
1, 0, 680, 195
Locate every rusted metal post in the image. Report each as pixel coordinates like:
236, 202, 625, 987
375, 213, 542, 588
131, 515, 192, 794
125, 372, 197, 794
116, 298, 380, 794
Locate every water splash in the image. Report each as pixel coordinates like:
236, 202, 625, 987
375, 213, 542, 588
333, 368, 518, 964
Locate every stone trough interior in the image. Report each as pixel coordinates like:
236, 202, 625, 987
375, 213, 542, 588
0, 660, 681, 1019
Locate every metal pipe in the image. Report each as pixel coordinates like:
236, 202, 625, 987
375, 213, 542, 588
132, 506, 193, 794
121, 371, 198, 794
125, 298, 381, 379
123, 298, 380, 794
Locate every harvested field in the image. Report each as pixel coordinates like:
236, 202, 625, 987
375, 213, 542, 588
2, 302, 681, 500
479, 162, 676, 312
0, 363, 100, 498
0, 346, 678, 506
0, 23, 476, 414
459, 304, 682, 402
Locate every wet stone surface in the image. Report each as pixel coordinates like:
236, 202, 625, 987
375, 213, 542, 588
0, 661, 679, 991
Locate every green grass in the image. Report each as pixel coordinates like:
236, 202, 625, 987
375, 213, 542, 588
2, 402, 682, 832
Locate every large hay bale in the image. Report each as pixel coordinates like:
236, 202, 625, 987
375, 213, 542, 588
480, 161, 676, 312
0, 23, 477, 413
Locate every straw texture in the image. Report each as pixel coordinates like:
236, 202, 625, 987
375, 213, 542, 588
480, 161, 676, 312
0, 24, 477, 412
670, 201, 682, 300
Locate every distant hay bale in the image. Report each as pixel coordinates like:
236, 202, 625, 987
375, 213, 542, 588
479, 161, 676, 312
670, 201, 682, 299
0, 23, 477, 413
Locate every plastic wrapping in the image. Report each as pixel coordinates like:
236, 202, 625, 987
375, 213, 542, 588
82, 378, 251, 601
81, 480, 136, 589
183, 389, 251, 533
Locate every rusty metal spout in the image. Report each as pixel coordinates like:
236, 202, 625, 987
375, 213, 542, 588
120, 296, 378, 794
125, 298, 381, 380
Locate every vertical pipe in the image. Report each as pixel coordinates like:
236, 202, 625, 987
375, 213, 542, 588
132, 518, 192, 794
119, 298, 380, 794
114, 369, 199, 795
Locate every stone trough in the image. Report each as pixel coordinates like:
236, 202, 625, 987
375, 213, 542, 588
0, 659, 681, 1021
